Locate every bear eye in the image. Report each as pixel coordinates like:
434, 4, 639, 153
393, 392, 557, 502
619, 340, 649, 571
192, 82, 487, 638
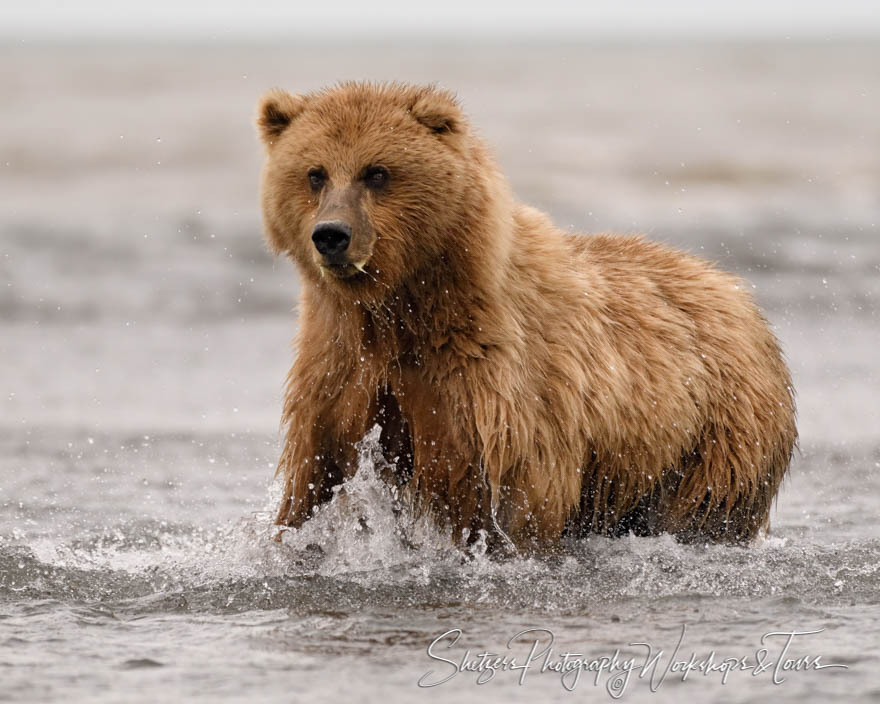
307, 168, 326, 191
363, 165, 389, 190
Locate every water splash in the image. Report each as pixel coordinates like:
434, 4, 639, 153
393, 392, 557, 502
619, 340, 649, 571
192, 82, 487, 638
276, 423, 465, 577
2, 427, 879, 615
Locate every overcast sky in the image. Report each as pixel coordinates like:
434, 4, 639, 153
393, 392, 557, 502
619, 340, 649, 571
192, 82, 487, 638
4, 0, 880, 41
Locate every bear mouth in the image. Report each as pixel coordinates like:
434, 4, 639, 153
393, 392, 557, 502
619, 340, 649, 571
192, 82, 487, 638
321, 260, 368, 280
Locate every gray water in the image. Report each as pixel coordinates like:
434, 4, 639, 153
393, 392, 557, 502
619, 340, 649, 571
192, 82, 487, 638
1, 43, 879, 702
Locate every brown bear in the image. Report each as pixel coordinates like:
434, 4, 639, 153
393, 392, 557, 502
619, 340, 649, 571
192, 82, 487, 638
255, 81, 797, 551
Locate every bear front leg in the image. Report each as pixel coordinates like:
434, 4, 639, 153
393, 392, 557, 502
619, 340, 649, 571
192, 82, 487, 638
403, 415, 523, 553
274, 406, 344, 529
402, 424, 488, 546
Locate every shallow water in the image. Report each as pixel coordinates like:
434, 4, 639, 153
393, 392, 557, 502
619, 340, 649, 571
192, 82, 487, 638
2, 430, 879, 702
1, 43, 879, 702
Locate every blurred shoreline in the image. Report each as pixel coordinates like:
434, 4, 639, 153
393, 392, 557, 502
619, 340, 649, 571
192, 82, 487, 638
3, 37, 880, 47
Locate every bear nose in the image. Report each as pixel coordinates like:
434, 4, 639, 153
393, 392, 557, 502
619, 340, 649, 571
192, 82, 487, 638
312, 221, 351, 257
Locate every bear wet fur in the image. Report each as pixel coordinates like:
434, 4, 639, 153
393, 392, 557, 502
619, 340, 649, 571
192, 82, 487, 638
255, 82, 797, 550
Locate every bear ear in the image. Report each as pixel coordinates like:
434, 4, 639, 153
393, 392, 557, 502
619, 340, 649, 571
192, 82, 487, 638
409, 87, 463, 136
256, 89, 306, 145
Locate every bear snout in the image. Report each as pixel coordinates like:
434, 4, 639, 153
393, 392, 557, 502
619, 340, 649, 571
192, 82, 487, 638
312, 221, 352, 259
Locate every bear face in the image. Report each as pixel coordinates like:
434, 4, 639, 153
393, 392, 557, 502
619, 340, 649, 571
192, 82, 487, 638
257, 83, 485, 297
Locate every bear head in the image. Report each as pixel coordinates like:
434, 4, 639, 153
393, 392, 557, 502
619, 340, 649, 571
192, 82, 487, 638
256, 82, 506, 298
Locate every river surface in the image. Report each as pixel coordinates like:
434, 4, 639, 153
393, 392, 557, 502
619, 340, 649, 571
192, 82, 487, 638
1, 42, 879, 702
